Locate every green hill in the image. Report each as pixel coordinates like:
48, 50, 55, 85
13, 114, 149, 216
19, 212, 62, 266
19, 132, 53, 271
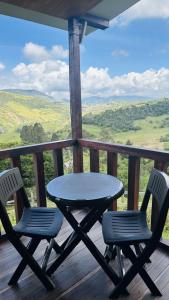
83, 98, 169, 150
1, 91, 169, 151
83, 98, 169, 132
0, 91, 69, 144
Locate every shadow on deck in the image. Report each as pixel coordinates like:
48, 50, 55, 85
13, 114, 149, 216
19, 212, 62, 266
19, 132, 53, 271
0, 210, 169, 300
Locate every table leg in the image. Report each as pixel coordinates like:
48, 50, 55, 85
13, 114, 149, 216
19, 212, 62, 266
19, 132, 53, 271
47, 232, 80, 275
54, 205, 120, 285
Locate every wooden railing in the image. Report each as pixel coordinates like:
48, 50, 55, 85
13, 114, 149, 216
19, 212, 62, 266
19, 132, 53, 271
78, 139, 169, 227
0, 138, 169, 248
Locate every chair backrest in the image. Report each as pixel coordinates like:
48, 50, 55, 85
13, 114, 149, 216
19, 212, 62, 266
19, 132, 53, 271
0, 168, 25, 234
141, 168, 169, 240
0, 168, 24, 205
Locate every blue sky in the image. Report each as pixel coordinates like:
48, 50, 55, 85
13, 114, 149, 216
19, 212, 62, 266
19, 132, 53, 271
0, 0, 169, 99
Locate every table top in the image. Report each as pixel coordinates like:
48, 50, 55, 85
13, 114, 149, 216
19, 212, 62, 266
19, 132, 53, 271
47, 172, 124, 206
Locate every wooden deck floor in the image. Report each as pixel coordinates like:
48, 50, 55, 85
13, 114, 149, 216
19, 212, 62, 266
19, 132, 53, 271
1, 210, 169, 300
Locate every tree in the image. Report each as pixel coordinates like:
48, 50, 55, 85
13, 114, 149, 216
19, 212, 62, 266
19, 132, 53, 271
126, 139, 133, 145
20, 123, 47, 144
51, 132, 60, 141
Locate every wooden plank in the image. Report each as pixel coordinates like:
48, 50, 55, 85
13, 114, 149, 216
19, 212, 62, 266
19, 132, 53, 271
53, 149, 64, 177
107, 152, 117, 210
2, 0, 102, 19
79, 139, 169, 162
127, 156, 140, 210
73, 145, 83, 173
11, 156, 23, 222
0, 139, 74, 160
90, 149, 99, 172
107, 152, 117, 176
68, 18, 83, 173
33, 152, 46, 207
151, 160, 168, 231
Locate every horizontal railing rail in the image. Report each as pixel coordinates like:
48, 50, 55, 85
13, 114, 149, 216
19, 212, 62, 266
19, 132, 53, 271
0, 139, 75, 159
78, 139, 169, 161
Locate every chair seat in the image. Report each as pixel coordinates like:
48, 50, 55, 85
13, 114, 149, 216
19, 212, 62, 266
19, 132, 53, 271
102, 210, 152, 245
14, 207, 63, 238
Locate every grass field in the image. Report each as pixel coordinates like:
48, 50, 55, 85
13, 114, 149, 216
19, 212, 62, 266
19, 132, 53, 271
83, 111, 169, 151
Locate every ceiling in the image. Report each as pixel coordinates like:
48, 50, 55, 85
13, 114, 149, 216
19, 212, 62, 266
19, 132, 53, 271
0, 0, 140, 34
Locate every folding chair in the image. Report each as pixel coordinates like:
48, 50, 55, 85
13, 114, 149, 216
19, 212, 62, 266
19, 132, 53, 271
102, 168, 169, 298
0, 167, 63, 290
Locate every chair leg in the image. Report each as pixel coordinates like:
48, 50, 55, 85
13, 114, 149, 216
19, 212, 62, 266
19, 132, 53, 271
9, 238, 40, 285
134, 244, 151, 263
104, 245, 117, 264
48, 238, 62, 254
123, 246, 162, 296
110, 246, 161, 298
10, 236, 55, 290
42, 239, 58, 271
116, 246, 125, 279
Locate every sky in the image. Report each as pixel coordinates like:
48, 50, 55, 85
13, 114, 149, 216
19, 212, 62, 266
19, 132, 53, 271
0, 0, 169, 100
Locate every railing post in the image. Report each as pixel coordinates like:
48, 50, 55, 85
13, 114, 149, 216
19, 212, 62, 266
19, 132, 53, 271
90, 149, 99, 172
53, 149, 64, 177
33, 152, 46, 207
11, 156, 23, 222
107, 152, 118, 210
128, 156, 140, 210
68, 18, 83, 173
151, 160, 167, 231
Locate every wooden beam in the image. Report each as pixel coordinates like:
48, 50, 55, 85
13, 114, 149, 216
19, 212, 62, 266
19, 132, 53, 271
68, 17, 83, 172
90, 149, 99, 172
53, 149, 64, 177
79, 20, 87, 44
33, 152, 46, 207
79, 14, 109, 30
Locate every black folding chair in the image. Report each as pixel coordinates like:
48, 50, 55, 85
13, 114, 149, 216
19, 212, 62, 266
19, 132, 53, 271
102, 168, 169, 298
0, 167, 63, 290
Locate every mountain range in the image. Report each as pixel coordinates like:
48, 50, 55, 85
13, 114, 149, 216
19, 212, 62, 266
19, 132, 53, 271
1, 89, 153, 104
1, 89, 53, 100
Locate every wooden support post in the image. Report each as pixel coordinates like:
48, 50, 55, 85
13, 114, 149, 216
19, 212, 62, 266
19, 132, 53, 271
128, 156, 140, 210
68, 17, 83, 173
107, 152, 118, 210
11, 156, 23, 222
53, 149, 64, 177
90, 149, 99, 172
33, 152, 46, 207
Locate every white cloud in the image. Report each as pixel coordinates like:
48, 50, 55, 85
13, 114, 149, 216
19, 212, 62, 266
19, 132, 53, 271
112, 50, 128, 57
23, 42, 49, 61
1, 63, 169, 100
23, 42, 68, 62
0, 62, 5, 71
1, 42, 169, 100
82, 67, 169, 99
111, 0, 169, 26
51, 45, 68, 58
12, 59, 69, 97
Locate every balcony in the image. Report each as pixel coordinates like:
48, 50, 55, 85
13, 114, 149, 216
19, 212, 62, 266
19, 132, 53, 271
0, 138, 169, 299
0, 1, 169, 298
